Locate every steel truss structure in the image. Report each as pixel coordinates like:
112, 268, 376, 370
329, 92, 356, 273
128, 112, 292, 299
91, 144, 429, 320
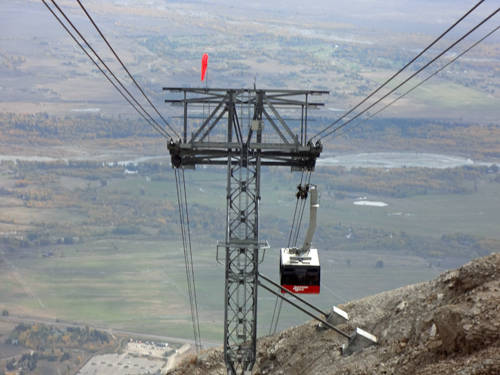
164, 88, 326, 375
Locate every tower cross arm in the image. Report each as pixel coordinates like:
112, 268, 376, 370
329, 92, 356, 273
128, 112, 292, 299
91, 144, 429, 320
167, 139, 322, 170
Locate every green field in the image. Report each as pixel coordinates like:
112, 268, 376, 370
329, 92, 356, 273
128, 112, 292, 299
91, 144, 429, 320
1, 236, 442, 343
367, 74, 500, 111
316, 183, 500, 240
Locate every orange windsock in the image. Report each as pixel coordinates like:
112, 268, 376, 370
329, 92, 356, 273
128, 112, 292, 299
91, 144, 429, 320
201, 53, 209, 81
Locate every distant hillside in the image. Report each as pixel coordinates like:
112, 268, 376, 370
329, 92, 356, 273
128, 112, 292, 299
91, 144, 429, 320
168, 252, 500, 375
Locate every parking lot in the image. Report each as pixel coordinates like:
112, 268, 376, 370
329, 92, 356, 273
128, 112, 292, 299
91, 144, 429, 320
127, 342, 170, 358
78, 351, 165, 375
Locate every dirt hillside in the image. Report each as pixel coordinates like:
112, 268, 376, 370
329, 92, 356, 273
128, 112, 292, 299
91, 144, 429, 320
168, 253, 500, 375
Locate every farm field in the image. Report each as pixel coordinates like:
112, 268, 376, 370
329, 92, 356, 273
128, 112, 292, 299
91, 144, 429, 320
363, 73, 500, 121
2, 155, 499, 343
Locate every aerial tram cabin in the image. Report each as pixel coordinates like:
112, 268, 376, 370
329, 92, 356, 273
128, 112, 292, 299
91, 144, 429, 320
280, 247, 320, 294
279, 185, 321, 294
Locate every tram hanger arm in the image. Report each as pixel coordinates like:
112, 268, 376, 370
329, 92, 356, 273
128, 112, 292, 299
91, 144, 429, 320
301, 185, 319, 252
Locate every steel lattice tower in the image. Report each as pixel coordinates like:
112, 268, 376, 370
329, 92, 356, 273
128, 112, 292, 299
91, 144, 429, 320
165, 88, 325, 375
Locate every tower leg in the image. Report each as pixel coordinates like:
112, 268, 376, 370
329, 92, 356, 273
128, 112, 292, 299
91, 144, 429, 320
223, 146, 261, 374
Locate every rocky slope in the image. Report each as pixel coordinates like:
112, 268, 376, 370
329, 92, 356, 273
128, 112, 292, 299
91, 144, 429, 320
167, 253, 500, 375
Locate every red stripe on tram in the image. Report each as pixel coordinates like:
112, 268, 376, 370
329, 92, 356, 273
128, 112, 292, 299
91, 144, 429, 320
281, 285, 320, 294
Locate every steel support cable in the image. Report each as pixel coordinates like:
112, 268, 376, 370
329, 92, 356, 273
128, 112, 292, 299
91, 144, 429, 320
292, 172, 312, 247
328, 24, 500, 142
270, 171, 313, 335
174, 168, 202, 352
287, 170, 304, 248
270, 169, 305, 335
41, 0, 170, 140
279, 172, 311, 334
181, 168, 202, 352
269, 297, 283, 335
76, 0, 179, 139
270, 169, 305, 336
174, 170, 190, 329
273, 172, 309, 334
46, 0, 171, 139
311, 0, 486, 141
269, 169, 303, 335
317, 6, 500, 142
175, 169, 201, 351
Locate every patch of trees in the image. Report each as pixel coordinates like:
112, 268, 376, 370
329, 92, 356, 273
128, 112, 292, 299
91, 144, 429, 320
3, 162, 221, 233
1, 161, 220, 246
3, 182, 220, 238
4, 113, 500, 160
61, 237, 74, 245
1, 113, 163, 140
5, 359, 17, 371
2, 231, 79, 250
0, 187, 15, 196
19, 352, 41, 371
6, 323, 113, 352
13, 160, 108, 170
8, 159, 176, 183
15, 180, 29, 188
112, 225, 141, 235
79, 195, 175, 227
5, 341, 83, 373
0, 113, 167, 153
